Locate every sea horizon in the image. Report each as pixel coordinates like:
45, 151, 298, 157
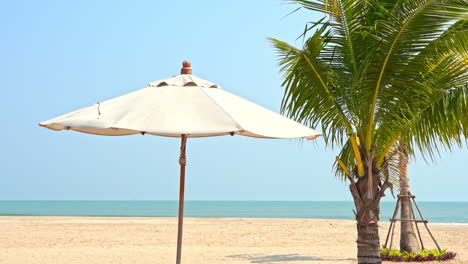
1, 200, 467, 224
3, 199, 468, 202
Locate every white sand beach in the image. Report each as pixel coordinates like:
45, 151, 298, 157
0, 216, 467, 264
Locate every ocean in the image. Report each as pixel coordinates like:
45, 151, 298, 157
0, 201, 467, 223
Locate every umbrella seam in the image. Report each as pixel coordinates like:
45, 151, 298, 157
197, 87, 245, 132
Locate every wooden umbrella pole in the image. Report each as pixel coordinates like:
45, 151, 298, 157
176, 134, 188, 264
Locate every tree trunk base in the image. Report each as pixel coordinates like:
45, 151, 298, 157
357, 222, 381, 264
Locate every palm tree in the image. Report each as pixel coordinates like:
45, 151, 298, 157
397, 144, 419, 252
269, 1, 467, 263
397, 82, 468, 252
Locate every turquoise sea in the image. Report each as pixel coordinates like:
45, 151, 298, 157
0, 201, 467, 223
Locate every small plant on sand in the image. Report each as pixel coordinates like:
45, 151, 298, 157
380, 248, 456, 262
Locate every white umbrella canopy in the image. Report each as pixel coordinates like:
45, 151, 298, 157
39, 61, 321, 264
40, 63, 321, 140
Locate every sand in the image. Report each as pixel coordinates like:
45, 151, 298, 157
0, 216, 467, 264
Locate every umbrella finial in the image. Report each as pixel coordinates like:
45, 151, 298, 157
181, 61, 192, 75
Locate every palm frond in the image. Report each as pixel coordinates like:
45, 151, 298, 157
406, 84, 468, 160
272, 0, 468, 181
376, 25, 468, 159
269, 24, 354, 147
366, 0, 467, 152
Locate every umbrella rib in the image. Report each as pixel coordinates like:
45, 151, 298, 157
197, 87, 245, 132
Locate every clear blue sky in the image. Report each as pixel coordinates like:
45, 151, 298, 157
1, 0, 466, 201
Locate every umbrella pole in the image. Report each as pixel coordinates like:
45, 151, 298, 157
176, 134, 187, 264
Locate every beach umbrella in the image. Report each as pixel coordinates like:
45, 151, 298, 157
39, 61, 322, 264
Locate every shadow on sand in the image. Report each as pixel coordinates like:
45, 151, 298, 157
226, 253, 355, 263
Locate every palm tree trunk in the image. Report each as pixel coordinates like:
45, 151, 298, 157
350, 169, 384, 264
399, 150, 419, 252
356, 212, 381, 264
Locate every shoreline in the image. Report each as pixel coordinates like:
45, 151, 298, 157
1, 200, 466, 225
1, 216, 467, 264
1, 215, 468, 225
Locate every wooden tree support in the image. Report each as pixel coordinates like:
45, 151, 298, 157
383, 192, 441, 251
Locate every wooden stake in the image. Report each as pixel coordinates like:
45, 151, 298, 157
384, 197, 401, 249
384, 192, 442, 252
410, 193, 441, 251
409, 202, 424, 249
